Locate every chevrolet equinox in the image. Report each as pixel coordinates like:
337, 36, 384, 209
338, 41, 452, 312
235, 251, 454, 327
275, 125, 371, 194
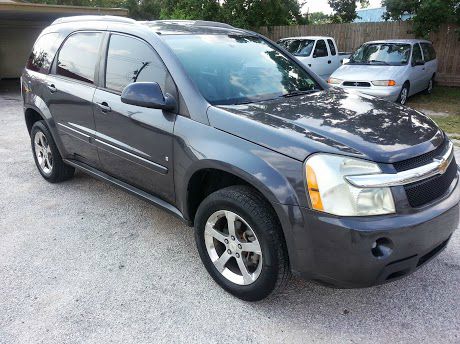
22, 16, 459, 301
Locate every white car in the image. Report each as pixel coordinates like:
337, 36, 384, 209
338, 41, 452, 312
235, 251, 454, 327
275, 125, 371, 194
277, 36, 351, 80
328, 39, 438, 105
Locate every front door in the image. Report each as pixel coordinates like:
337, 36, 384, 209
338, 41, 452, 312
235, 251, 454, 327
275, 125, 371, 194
311, 39, 330, 79
93, 33, 176, 203
44, 31, 104, 167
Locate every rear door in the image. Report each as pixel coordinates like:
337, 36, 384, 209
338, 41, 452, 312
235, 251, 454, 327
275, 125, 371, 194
326, 38, 338, 76
92, 33, 176, 203
311, 39, 329, 79
44, 31, 103, 167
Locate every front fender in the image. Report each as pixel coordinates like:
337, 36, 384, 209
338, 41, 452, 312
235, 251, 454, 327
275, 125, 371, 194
173, 115, 307, 220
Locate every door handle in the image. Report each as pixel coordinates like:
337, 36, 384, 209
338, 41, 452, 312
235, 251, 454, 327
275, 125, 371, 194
96, 102, 111, 113
47, 84, 57, 93
328, 60, 332, 64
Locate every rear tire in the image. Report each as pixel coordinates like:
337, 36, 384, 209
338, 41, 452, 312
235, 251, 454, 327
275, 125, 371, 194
424, 76, 434, 94
397, 83, 409, 105
31, 120, 75, 183
194, 185, 290, 301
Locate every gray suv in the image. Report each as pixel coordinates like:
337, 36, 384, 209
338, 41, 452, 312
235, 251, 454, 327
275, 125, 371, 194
22, 16, 459, 301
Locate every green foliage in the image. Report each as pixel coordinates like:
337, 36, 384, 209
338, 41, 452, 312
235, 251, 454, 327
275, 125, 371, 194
308, 12, 332, 25
24, 0, 306, 29
382, 0, 460, 37
327, 0, 369, 23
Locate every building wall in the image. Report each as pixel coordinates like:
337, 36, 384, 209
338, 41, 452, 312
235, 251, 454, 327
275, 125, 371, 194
0, 20, 46, 78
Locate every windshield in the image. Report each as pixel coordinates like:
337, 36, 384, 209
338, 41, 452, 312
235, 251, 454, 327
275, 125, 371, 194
349, 43, 411, 65
162, 34, 320, 105
278, 39, 315, 57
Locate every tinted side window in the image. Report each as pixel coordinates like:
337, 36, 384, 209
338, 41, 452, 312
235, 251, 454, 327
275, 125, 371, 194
314, 40, 328, 57
412, 44, 423, 64
105, 34, 167, 93
56, 32, 103, 84
27, 33, 60, 74
421, 43, 436, 61
327, 39, 337, 56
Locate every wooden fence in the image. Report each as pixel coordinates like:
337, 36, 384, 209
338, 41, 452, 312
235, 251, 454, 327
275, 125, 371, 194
257, 22, 460, 87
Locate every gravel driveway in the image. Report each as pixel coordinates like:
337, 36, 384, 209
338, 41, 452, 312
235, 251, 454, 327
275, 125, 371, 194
1, 81, 459, 344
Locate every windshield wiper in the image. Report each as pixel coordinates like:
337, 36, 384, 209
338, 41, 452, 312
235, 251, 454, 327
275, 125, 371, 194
281, 89, 320, 98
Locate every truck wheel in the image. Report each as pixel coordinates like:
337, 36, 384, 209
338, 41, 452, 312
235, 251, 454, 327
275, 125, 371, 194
194, 185, 290, 301
31, 120, 75, 183
397, 83, 409, 105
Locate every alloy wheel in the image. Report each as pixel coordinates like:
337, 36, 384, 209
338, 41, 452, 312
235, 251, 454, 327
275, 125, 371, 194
400, 87, 408, 105
204, 210, 263, 285
34, 131, 53, 175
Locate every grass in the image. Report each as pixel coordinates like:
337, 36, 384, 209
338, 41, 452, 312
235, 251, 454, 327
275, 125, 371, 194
406, 86, 460, 134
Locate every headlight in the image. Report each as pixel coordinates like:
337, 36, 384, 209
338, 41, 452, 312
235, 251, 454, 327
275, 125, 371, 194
371, 80, 396, 86
305, 154, 395, 216
328, 77, 342, 85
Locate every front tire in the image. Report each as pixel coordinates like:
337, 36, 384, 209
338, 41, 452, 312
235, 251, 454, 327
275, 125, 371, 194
397, 83, 409, 105
194, 185, 290, 301
31, 120, 75, 183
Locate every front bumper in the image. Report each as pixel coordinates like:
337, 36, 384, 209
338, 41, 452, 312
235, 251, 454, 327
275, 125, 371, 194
338, 85, 401, 102
274, 173, 460, 288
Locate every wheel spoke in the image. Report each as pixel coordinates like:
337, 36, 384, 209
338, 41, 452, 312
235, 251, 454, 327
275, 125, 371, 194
205, 222, 227, 244
236, 256, 253, 284
225, 211, 236, 237
213, 251, 231, 273
239, 241, 261, 255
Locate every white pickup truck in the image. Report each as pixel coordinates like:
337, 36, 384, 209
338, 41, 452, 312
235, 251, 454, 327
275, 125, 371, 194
277, 36, 351, 80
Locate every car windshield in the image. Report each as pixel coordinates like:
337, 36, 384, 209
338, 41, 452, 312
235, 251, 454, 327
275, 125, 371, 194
278, 39, 315, 57
349, 43, 411, 65
162, 34, 320, 105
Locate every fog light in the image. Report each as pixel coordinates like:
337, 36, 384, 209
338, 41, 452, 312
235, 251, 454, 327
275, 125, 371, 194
371, 237, 393, 258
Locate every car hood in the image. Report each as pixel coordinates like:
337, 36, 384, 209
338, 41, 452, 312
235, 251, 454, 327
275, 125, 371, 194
332, 64, 404, 81
208, 88, 443, 163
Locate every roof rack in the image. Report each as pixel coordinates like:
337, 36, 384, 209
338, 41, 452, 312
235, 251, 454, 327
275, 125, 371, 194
148, 20, 234, 29
52, 15, 136, 25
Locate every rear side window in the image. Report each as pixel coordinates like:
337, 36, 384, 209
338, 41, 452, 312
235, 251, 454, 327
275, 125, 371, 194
327, 39, 337, 56
314, 40, 328, 57
421, 43, 436, 61
27, 33, 60, 74
105, 34, 167, 93
56, 32, 103, 84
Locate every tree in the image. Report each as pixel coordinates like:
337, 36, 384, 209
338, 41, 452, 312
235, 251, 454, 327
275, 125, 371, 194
308, 12, 332, 25
221, 0, 306, 29
382, 0, 460, 37
328, 0, 369, 23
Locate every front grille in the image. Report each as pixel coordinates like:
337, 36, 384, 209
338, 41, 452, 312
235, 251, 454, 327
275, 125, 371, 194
404, 157, 457, 207
343, 81, 371, 87
394, 140, 448, 172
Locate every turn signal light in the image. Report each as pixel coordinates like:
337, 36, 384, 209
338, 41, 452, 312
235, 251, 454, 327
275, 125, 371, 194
306, 165, 324, 211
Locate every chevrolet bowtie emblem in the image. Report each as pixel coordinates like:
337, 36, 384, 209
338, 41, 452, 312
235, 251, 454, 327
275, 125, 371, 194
435, 157, 449, 174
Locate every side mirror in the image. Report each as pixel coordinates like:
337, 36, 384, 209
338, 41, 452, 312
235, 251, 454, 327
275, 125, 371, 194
342, 58, 350, 64
121, 82, 176, 111
312, 54, 317, 58
412, 59, 425, 66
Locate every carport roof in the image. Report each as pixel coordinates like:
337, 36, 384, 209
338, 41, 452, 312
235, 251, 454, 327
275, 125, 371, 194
0, 0, 128, 21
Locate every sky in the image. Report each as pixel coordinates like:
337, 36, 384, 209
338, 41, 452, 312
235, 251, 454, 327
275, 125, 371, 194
302, 0, 383, 14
